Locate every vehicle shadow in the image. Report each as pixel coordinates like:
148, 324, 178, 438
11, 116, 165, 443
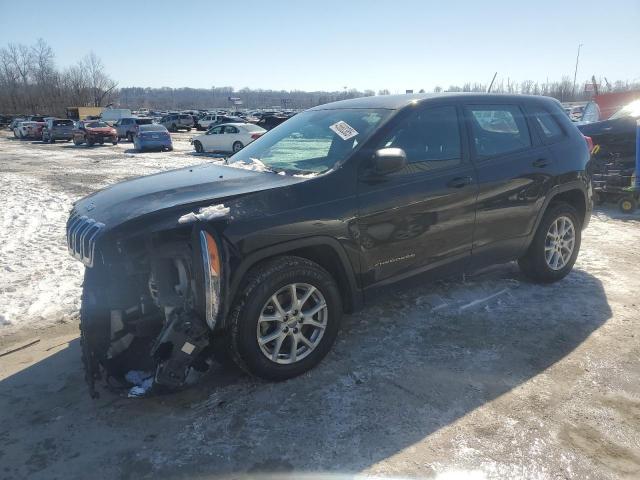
0, 264, 612, 479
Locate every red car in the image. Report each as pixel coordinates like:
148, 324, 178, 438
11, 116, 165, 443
72, 120, 118, 146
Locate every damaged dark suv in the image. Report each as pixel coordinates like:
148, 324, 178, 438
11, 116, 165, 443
67, 93, 592, 397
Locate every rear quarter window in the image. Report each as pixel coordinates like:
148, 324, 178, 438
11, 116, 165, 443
527, 105, 566, 144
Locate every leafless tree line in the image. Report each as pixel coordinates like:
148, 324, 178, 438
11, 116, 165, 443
1, 39, 638, 115
0, 39, 117, 116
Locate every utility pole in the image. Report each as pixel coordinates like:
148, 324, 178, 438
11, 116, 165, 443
572, 44, 583, 98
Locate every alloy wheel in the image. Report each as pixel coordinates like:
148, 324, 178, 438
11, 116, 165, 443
544, 216, 575, 270
256, 283, 328, 364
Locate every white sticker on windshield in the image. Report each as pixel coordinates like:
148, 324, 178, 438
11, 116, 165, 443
329, 121, 359, 141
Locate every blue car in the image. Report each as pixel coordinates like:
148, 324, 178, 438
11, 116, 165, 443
133, 124, 173, 151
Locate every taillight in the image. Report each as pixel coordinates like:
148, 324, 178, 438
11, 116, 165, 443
251, 133, 262, 140
583, 135, 594, 152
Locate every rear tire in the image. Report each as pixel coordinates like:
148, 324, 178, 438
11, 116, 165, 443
127, 133, 134, 143
518, 202, 581, 283
229, 256, 342, 381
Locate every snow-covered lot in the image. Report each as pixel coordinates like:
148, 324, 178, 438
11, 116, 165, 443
0, 129, 639, 479
0, 130, 214, 334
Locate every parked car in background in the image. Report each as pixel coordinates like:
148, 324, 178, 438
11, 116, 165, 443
0, 115, 13, 128
72, 120, 118, 146
133, 124, 173, 152
100, 108, 133, 124
114, 117, 154, 142
258, 114, 291, 130
191, 123, 266, 153
41, 118, 75, 143
159, 113, 194, 132
578, 99, 640, 172
196, 114, 245, 130
14, 121, 40, 139
9, 118, 25, 133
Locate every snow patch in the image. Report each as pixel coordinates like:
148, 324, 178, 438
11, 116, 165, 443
292, 172, 320, 178
178, 204, 230, 224
218, 157, 271, 172
125, 370, 154, 398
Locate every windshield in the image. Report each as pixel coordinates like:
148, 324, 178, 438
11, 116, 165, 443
229, 108, 392, 174
609, 99, 640, 119
86, 121, 108, 128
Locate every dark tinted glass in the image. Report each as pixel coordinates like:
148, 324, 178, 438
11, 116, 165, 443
529, 105, 564, 142
378, 105, 462, 167
467, 105, 531, 157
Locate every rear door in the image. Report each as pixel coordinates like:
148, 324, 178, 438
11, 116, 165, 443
356, 104, 478, 287
464, 102, 553, 266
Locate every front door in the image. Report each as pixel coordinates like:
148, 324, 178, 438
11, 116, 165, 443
356, 104, 478, 287
204, 125, 224, 151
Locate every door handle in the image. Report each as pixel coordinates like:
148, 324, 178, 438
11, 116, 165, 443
447, 176, 473, 188
533, 158, 550, 168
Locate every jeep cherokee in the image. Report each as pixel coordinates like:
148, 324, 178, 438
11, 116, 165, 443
66, 93, 592, 397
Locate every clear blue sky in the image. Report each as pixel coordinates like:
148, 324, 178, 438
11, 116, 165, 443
1, 0, 638, 92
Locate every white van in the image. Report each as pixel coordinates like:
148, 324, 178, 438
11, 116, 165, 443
100, 108, 133, 124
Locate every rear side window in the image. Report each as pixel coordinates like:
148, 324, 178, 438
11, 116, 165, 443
378, 105, 462, 169
467, 105, 531, 158
528, 105, 565, 143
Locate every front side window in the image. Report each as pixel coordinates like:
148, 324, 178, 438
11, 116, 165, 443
230, 108, 392, 174
376, 105, 462, 170
467, 105, 531, 158
209, 126, 223, 134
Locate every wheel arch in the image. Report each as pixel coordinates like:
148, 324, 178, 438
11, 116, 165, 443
224, 237, 362, 327
525, 182, 591, 251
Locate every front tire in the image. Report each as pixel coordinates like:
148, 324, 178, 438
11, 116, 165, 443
518, 202, 581, 283
229, 256, 342, 381
194, 140, 204, 153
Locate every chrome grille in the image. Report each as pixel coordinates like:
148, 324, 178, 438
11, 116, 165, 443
66, 212, 104, 267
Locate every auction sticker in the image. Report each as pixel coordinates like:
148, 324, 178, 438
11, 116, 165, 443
329, 121, 359, 140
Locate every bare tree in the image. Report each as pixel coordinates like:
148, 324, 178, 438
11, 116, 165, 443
81, 52, 118, 107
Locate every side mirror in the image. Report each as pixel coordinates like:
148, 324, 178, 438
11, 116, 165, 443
372, 148, 407, 175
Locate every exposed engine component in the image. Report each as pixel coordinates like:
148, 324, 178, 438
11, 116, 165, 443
80, 239, 214, 398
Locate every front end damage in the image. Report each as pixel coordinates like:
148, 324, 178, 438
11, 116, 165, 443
69, 215, 224, 398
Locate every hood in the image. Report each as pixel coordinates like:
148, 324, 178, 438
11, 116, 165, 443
73, 162, 303, 230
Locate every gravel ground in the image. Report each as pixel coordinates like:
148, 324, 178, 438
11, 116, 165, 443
0, 129, 639, 480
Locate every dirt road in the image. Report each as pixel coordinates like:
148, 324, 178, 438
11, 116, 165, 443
1, 130, 639, 479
